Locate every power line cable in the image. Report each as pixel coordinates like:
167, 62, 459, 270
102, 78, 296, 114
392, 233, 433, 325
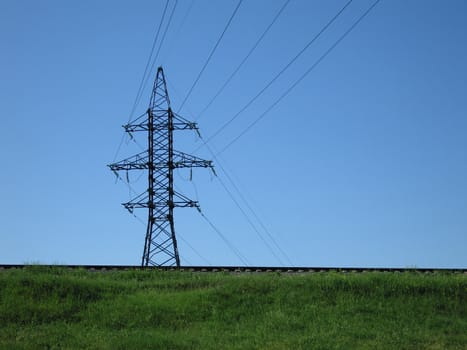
197, 0, 291, 119
217, 0, 382, 155
179, 0, 195, 31
167, 79, 199, 123
215, 153, 294, 265
136, 0, 179, 112
198, 211, 250, 266
171, 170, 249, 266
112, 131, 128, 162
170, 175, 249, 266
182, 255, 194, 266
128, 0, 170, 122
161, 0, 196, 67
178, 0, 244, 113
112, 2, 169, 163
203, 143, 286, 266
195, 0, 354, 151
176, 233, 212, 266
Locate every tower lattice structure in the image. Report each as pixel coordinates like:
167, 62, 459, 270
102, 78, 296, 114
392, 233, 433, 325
109, 67, 213, 267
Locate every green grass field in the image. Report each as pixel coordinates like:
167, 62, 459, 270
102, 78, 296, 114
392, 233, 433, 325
0, 267, 465, 349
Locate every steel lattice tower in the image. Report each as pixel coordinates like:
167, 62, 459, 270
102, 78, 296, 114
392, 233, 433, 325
109, 67, 213, 267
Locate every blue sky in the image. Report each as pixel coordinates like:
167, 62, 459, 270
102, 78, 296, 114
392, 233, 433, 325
1, 0, 466, 267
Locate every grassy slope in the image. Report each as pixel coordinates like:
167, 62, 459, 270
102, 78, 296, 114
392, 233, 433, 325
0, 267, 465, 349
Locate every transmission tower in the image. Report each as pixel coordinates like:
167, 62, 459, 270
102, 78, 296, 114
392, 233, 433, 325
109, 67, 214, 267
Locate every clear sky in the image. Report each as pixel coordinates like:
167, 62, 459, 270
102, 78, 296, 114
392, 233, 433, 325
1, 0, 466, 267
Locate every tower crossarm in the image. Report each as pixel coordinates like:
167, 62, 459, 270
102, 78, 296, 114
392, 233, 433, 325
108, 151, 149, 171
173, 113, 199, 132
122, 190, 199, 213
173, 191, 200, 208
123, 110, 200, 133
172, 150, 213, 169
122, 191, 148, 213
108, 150, 212, 172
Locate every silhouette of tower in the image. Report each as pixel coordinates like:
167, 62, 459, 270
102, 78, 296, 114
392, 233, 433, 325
109, 67, 213, 267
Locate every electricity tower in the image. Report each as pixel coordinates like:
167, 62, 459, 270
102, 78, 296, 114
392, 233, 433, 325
109, 67, 214, 267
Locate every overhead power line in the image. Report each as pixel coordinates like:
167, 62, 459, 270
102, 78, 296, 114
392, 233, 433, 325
197, 0, 291, 118
196, 0, 354, 150
178, 0, 244, 113
203, 143, 287, 266
199, 211, 250, 266
161, 0, 196, 66
113, 1, 170, 163
215, 154, 294, 266
177, 233, 212, 266
135, 0, 179, 112
128, 0, 170, 123
217, 0, 382, 155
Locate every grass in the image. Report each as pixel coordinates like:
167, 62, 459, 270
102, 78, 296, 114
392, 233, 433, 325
0, 267, 466, 349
